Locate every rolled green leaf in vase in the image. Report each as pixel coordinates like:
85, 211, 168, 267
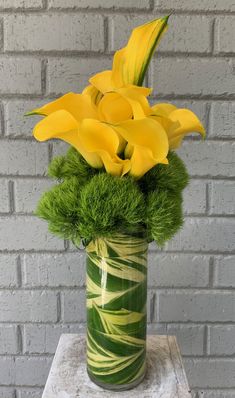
27, 15, 206, 391
86, 232, 148, 389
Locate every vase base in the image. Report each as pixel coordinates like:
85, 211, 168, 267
87, 367, 146, 391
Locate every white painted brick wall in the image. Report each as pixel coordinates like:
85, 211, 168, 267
0, 2, 234, 397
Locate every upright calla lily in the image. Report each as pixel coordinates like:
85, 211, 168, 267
89, 16, 169, 93
28, 16, 206, 179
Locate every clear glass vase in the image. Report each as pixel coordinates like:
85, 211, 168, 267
85, 230, 148, 391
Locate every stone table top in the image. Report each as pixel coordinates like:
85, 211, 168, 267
42, 334, 192, 398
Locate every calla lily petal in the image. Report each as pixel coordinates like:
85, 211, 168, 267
79, 119, 131, 176
89, 70, 114, 94
112, 16, 169, 87
116, 86, 152, 119
82, 85, 103, 105
33, 109, 79, 142
167, 108, 206, 149
33, 110, 102, 168
151, 102, 177, 117
113, 118, 169, 177
27, 92, 98, 122
98, 92, 133, 123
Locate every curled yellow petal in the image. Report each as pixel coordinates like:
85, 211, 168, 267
82, 84, 103, 106
89, 70, 114, 94
98, 92, 133, 123
33, 110, 102, 168
33, 109, 78, 142
167, 108, 206, 149
79, 119, 129, 175
27, 92, 98, 122
116, 86, 152, 119
151, 102, 177, 117
112, 16, 169, 87
113, 118, 169, 177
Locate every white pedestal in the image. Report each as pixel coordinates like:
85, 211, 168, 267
42, 334, 192, 398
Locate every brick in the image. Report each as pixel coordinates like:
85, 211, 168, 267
0, 325, 18, 354
167, 324, 205, 356
0, 216, 64, 251
0, 254, 18, 287
159, 291, 235, 322
147, 289, 156, 323
148, 253, 209, 287
0, 141, 48, 176
184, 358, 235, 388
0, 388, 15, 398
209, 325, 235, 356
0, 0, 43, 9
215, 17, 235, 54
15, 357, 52, 386
52, 141, 69, 157
0, 358, 14, 385
214, 256, 235, 288
0, 179, 10, 213
47, 57, 111, 95
167, 217, 234, 253
110, 15, 211, 53
177, 142, 235, 177
17, 389, 43, 398
147, 323, 167, 335
22, 252, 86, 287
151, 58, 235, 96
23, 324, 84, 354
157, 0, 235, 11
5, 100, 47, 137
14, 178, 53, 213
49, 0, 151, 8
61, 289, 86, 322
0, 57, 41, 94
0, 291, 58, 322
5, 14, 104, 52
209, 102, 235, 138
210, 181, 235, 215
183, 180, 207, 215
198, 391, 235, 398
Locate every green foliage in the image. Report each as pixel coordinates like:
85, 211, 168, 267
146, 190, 183, 246
139, 151, 189, 194
48, 147, 98, 183
78, 173, 146, 240
36, 177, 82, 247
36, 147, 189, 247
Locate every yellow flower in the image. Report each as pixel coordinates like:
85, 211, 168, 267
89, 16, 169, 92
28, 16, 205, 179
30, 91, 169, 178
150, 103, 206, 148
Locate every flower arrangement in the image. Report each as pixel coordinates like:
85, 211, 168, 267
27, 16, 206, 390
27, 16, 205, 248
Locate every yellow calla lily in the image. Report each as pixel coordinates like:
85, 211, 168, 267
97, 85, 152, 123
28, 16, 206, 180
26, 92, 98, 121
33, 110, 102, 168
89, 16, 169, 94
151, 103, 206, 149
113, 118, 169, 178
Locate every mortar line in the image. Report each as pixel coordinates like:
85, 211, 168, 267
16, 255, 22, 287
0, 8, 234, 16
8, 180, 15, 213
16, 325, 23, 354
211, 17, 216, 54
208, 256, 215, 288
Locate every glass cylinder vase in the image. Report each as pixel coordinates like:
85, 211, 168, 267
85, 231, 148, 391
